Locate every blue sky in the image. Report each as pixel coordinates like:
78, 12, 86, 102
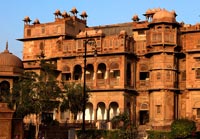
0, 0, 200, 58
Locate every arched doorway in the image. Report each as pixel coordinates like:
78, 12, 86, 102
109, 102, 119, 120
97, 102, 107, 120
85, 102, 94, 122
139, 103, 149, 125
86, 64, 94, 80
97, 63, 106, 79
73, 65, 82, 80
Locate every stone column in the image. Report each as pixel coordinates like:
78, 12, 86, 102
93, 105, 97, 122
93, 63, 97, 87
0, 103, 14, 139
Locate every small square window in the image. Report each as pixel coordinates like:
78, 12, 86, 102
140, 72, 149, 80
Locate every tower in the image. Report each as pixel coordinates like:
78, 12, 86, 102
0, 42, 24, 139
145, 9, 181, 129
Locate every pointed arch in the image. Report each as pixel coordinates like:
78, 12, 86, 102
97, 102, 107, 120
109, 102, 119, 120
73, 65, 82, 80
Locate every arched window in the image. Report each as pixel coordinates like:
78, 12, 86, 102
73, 65, 82, 80
0, 81, 10, 102
109, 102, 119, 119
97, 63, 106, 79
86, 64, 94, 80
97, 102, 106, 120
85, 102, 94, 121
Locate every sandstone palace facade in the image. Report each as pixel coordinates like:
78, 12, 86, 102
17, 8, 200, 130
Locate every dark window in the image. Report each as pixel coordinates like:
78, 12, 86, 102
86, 64, 94, 80
110, 70, 120, 78
0, 81, 10, 102
140, 72, 149, 80
197, 108, 200, 118
74, 75, 80, 80
73, 65, 82, 80
196, 69, 200, 79
127, 63, 131, 85
97, 63, 106, 79
62, 73, 71, 81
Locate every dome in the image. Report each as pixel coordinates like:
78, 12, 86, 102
0, 42, 23, 76
62, 11, 70, 18
80, 11, 88, 19
132, 14, 140, 22
152, 9, 176, 23
33, 19, 40, 24
70, 7, 78, 15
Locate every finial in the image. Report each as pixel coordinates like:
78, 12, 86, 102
4, 41, 9, 53
6, 41, 8, 50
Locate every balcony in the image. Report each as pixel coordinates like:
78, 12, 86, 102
147, 32, 177, 46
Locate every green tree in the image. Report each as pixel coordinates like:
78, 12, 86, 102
111, 112, 130, 129
171, 119, 196, 139
60, 82, 89, 120
111, 112, 137, 139
10, 57, 62, 139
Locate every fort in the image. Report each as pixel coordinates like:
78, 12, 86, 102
1, 7, 200, 138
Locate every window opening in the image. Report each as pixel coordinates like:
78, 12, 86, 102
140, 72, 149, 80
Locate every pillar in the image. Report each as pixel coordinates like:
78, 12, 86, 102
0, 103, 15, 139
